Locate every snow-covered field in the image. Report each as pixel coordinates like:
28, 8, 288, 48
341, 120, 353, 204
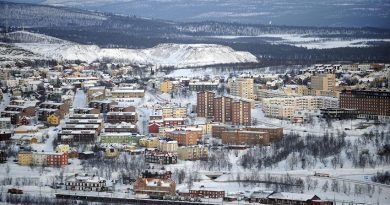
211, 34, 390, 49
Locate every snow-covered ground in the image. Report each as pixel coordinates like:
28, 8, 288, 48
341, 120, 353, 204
210, 34, 390, 49
8, 31, 258, 67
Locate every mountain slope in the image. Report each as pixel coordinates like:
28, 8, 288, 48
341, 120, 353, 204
10, 31, 258, 67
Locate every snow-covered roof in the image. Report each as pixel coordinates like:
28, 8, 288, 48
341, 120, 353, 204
268, 192, 318, 201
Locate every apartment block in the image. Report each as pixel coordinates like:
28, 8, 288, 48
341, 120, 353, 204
221, 130, 270, 146
229, 78, 255, 100
111, 89, 145, 98
310, 74, 336, 91
340, 90, 390, 117
189, 81, 219, 92
160, 80, 174, 93
165, 128, 203, 146
177, 145, 208, 160
160, 106, 187, 118
262, 96, 339, 119
106, 112, 137, 124
197, 91, 251, 126
100, 133, 142, 144
158, 140, 178, 152
196, 91, 215, 118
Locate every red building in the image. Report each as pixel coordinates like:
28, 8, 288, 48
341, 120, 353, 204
163, 118, 185, 127
47, 152, 68, 166
148, 122, 162, 134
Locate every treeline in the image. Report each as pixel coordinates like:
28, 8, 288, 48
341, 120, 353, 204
371, 171, 390, 185
240, 127, 390, 170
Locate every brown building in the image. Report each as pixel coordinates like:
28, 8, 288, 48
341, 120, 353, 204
231, 100, 251, 126
73, 108, 100, 114
58, 130, 98, 144
38, 101, 70, 121
211, 125, 230, 139
245, 127, 283, 142
133, 177, 176, 197
1, 105, 36, 124
189, 189, 225, 198
106, 112, 137, 124
89, 100, 117, 113
196, 91, 215, 118
197, 91, 251, 126
165, 128, 203, 146
340, 90, 390, 117
222, 130, 270, 146
110, 105, 136, 112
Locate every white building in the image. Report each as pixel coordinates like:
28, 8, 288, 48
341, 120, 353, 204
262, 96, 339, 119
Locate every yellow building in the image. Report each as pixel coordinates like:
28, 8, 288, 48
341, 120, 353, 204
310, 74, 336, 92
160, 80, 173, 93
105, 148, 119, 158
161, 107, 187, 118
177, 146, 208, 160
56, 144, 70, 153
18, 151, 33, 165
158, 140, 178, 152
139, 137, 159, 148
229, 78, 255, 100
47, 114, 60, 126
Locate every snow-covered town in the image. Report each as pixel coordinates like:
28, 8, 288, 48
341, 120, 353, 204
0, 58, 389, 205
1, 1, 390, 205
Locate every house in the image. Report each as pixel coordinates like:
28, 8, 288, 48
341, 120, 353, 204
179, 186, 225, 199
65, 174, 109, 192
133, 177, 176, 197
148, 121, 162, 134
47, 113, 60, 126
104, 147, 119, 158
266, 192, 332, 205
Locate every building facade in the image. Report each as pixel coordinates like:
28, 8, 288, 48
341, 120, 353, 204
340, 90, 390, 117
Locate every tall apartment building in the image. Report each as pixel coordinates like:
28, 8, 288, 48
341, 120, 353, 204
231, 100, 251, 126
196, 91, 215, 118
229, 78, 255, 100
197, 91, 251, 126
340, 90, 390, 117
310, 74, 336, 91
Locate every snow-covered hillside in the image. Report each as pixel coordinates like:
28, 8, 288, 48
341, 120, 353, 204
9, 31, 258, 67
